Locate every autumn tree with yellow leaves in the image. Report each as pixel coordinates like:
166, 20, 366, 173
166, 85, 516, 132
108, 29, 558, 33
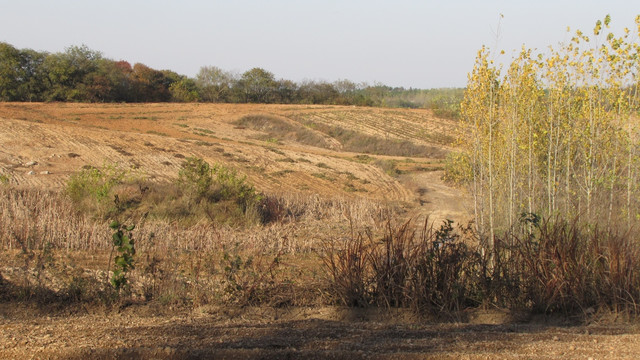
455, 15, 640, 245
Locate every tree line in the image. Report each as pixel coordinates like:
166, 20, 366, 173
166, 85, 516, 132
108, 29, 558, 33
453, 15, 640, 242
0, 42, 462, 117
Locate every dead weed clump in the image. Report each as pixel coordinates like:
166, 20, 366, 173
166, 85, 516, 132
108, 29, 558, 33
322, 218, 478, 313
496, 216, 640, 315
322, 215, 640, 317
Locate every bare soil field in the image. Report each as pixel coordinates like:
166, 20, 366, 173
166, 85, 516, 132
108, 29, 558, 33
0, 103, 455, 205
2, 103, 638, 359
1, 303, 640, 359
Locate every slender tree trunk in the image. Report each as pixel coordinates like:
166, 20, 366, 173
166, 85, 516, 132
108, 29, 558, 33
547, 98, 554, 216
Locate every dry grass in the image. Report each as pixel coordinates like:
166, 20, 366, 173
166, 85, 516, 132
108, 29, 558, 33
2, 176, 640, 318
0, 187, 390, 253
0, 185, 393, 308
322, 215, 640, 317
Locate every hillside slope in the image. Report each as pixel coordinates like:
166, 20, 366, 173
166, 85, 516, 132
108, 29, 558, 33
0, 103, 467, 221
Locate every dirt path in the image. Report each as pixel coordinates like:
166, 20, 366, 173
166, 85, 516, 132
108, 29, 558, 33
399, 170, 470, 226
1, 305, 639, 359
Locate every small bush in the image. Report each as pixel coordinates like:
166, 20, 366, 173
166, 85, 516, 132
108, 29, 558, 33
66, 163, 131, 218
220, 247, 285, 306
373, 159, 399, 177
177, 157, 213, 202
64, 158, 266, 227
108, 221, 136, 292
175, 157, 265, 226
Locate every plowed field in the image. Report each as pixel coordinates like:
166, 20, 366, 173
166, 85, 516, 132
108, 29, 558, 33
0, 102, 467, 221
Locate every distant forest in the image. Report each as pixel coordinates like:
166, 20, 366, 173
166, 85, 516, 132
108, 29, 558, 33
0, 42, 462, 118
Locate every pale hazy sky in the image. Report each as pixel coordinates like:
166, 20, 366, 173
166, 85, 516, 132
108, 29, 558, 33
1, 1, 639, 88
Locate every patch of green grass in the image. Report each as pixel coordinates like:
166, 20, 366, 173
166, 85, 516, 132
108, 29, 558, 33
276, 158, 296, 163
340, 172, 358, 181
353, 154, 374, 164
272, 170, 294, 177
147, 130, 168, 137
265, 147, 285, 156
245, 165, 266, 173
316, 162, 331, 169
194, 128, 214, 134
343, 183, 367, 192
134, 116, 159, 121
312, 173, 336, 182
373, 159, 400, 177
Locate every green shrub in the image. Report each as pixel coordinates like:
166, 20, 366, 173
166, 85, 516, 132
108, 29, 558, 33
176, 157, 264, 226
64, 158, 266, 227
66, 163, 130, 217
177, 157, 213, 202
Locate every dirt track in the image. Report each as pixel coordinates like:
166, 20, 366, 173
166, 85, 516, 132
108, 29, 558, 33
1, 304, 639, 359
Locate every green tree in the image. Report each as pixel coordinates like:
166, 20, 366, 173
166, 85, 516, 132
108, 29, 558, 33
298, 80, 340, 104
169, 78, 199, 102
17, 48, 48, 101
42, 45, 102, 101
0, 42, 22, 100
195, 65, 235, 102
236, 67, 278, 103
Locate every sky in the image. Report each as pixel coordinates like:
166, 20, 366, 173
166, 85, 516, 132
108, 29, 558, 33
1, 0, 639, 89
